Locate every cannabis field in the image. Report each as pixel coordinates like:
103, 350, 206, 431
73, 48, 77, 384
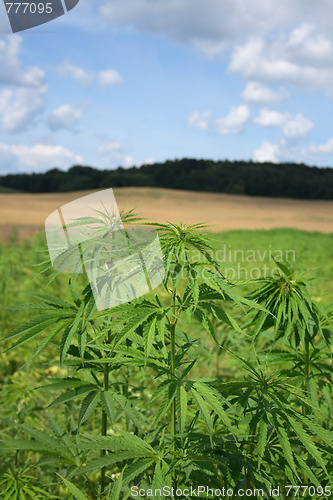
0, 220, 332, 499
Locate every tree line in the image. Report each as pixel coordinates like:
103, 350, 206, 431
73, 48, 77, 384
1, 158, 333, 199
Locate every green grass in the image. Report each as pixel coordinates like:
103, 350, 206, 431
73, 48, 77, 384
0, 228, 332, 315
213, 228, 333, 303
1, 227, 331, 378
0, 227, 332, 399
0, 225, 332, 498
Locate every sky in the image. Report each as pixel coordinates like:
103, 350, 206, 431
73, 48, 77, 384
0, 0, 333, 174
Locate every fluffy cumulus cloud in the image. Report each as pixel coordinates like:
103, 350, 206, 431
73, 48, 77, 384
308, 138, 333, 155
188, 111, 211, 130
56, 62, 94, 85
254, 109, 313, 138
57, 63, 124, 86
0, 36, 45, 87
216, 105, 250, 135
253, 138, 315, 164
0, 36, 47, 134
98, 141, 122, 156
229, 26, 333, 90
98, 141, 124, 168
253, 141, 281, 163
99, 69, 124, 86
0, 85, 47, 133
99, 1, 333, 92
0, 143, 83, 173
283, 114, 313, 138
100, 0, 333, 46
254, 109, 288, 128
242, 82, 289, 104
97, 142, 149, 168
47, 104, 82, 131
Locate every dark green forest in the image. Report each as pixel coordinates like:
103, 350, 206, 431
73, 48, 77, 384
1, 158, 333, 199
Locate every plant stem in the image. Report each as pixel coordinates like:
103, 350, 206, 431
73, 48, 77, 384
123, 367, 130, 432
101, 331, 111, 494
303, 335, 310, 416
170, 292, 177, 492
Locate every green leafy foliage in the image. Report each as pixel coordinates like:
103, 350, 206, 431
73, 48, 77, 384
1, 218, 332, 499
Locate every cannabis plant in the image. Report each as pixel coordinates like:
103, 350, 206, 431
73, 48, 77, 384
1, 215, 332, 499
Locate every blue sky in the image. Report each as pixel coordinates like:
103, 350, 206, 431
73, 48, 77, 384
0, 0, 333, 174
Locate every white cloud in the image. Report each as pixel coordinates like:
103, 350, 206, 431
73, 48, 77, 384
254, 137, 313, 164
253, 140, 280, 163
100, 1, 333, 63
97, 141, 143, 168
0, 36, 45, 87
99, 69, 124, 86
99, 2, 333, 92
283, 113, 313, 138
124, 156, 134, 167
188, 110, 211, 130
0, 143, 15, 174
98, 141, 122, 155
0, 85, 47, 133
254, 109, 288, 128
286, 24, 333, 66
142, 158, 155, 165
98, 141, 124, 168
0, 143, 82, 173
229, 27, 333, 90
0, 1, 11, 33
242, 81, 289, 104
308, 138, 333, 154
47, 104, 82, 131
56, 62, 94, 85
254, 109, 313, 138
0, 37, 47, 134
57, 62, 124, 87
216, 105, 250, 135
100, 1, 332, 45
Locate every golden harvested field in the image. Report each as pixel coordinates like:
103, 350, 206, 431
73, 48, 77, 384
1, 187, 333, 241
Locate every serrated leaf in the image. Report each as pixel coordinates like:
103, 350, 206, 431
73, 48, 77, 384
60, 303, 85, 364
79, 390, 100, 426
272, 413, 298, 479
1, 311, 72, 345
108, 469, 124, 500
123, 458, 155, 484
294, 455, 321, 486
193, 382, 234, 434
101, 390, 116, 426
112, 392, 145, 430
58, 475, 89, 500
273, 259, 292, 279
111, 304, 158, 347
191, 388, 213, 441
285, 413, 328, 474
26, 292, 74, 309
151, 462, 165, 498
77, 451, 145, 476
152, 381, 177, 427
176, 385, 187, 439
144, 316, 157, 358
257, 418, 268, 467
79, 433, 154, 454
48, 416, 77, 458
47, 384, 97, 409
38, 377, 90, 391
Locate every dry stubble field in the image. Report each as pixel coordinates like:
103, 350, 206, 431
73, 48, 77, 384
0, 187, 333, 241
